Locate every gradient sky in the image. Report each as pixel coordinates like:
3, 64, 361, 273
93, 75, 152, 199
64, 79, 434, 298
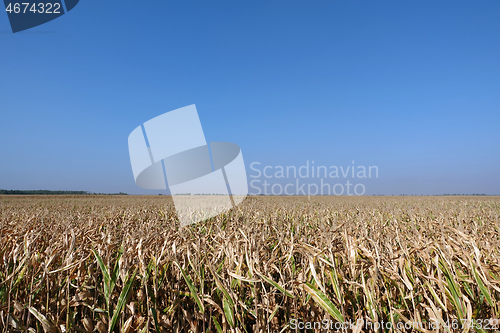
1, 0, 499, 195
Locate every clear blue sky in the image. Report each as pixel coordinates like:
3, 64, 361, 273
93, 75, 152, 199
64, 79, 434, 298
1, 0, 499, 195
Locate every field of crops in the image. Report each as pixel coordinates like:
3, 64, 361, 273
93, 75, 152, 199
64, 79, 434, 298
1, 195, 499, 332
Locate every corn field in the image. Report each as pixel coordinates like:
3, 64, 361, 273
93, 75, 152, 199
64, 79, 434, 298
1, 195, 500, 332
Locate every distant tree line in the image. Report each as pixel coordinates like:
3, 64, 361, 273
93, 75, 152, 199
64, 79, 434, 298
0, 190, 128, 195
92, 192, 128, 195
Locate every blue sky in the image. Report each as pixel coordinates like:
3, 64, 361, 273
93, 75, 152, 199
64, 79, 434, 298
1, 0, 499, 195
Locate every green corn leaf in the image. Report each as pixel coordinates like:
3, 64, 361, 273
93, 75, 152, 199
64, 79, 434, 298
329, 266, 342, 306
144, 283, 161, 333
110, 247, 123, 294
93, 250, 111, 303
13, 265, 27, 288
223, 297, 235, 328
150, 305, 161, 333
303, 282, 344, 322
425, 283, 446, 311
473, 320, 488, 333
212, 316, 223, 333
255, 271, 295, 299
108, 268, 137, 333
208, 265, 234, 308
174, 261, 204, 313
472, 265, 493, 307
268, 305, 280, 324
157, 262, 170, 289
438, 258, 465, 320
